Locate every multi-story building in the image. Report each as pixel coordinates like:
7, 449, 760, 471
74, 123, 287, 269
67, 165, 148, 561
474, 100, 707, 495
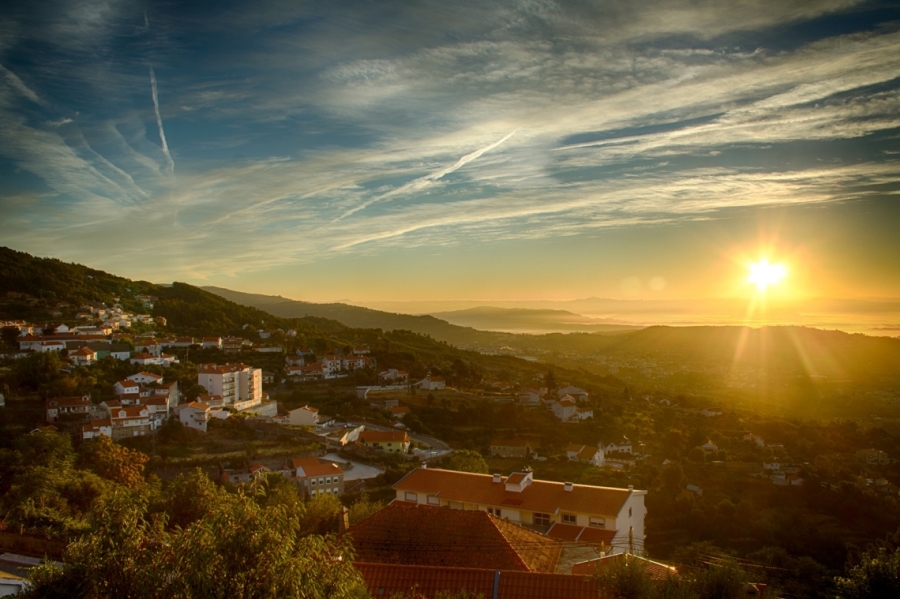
46, 395, 92, 423
286, 457, 345, 497
393, 468, 646, 555
198, 363, 262, 410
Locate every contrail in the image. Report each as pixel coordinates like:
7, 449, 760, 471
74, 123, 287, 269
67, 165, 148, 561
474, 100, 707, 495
149, 66, 174, 174
336, 128, 518, 221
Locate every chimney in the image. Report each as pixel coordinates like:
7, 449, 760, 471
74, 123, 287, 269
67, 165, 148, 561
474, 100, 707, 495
493, 473, 502, 483
628, 485, 633, 491
564, 482, 574, 492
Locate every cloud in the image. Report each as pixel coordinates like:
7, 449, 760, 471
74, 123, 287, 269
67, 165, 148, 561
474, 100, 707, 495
0, 63, 46, 106
149, 67, 174, 174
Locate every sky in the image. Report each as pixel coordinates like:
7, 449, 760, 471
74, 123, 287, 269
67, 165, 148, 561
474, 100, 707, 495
1, 0, 899, 321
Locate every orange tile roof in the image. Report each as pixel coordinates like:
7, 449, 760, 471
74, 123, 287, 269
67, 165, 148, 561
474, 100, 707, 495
546, 523, 616, 546
394, 469, 633, 519
354, 562, 600, 599
46, 396, 91, 408
571, 554, 677, 580
290, 457, 343, 478
360, 430, 410, 444
348, 503, 561, 573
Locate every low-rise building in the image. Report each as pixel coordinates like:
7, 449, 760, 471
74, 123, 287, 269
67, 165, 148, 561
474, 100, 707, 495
288, 405, 319, 426
490, 438, 533, 458
359, 429, 410, 453
394, 468, 646, 555
287, 457, 345, 496
46, 395, 92, 423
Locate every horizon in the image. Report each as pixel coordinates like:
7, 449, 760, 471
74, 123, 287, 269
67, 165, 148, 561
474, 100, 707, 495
1, 1, 899, 326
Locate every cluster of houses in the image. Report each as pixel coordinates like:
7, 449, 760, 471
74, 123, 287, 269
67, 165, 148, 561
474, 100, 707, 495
518, 385, 593, 422
220, 456, 347, 497
489, 436, 635, 470
284, 346, 376, 381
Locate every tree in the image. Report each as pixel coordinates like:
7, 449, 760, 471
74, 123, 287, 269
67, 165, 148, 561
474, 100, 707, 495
660, 462, 687, 495
837, 544, 900, 598
347, 493, 383, 526
77, 436, 149, 489
544, 370, 557, 393
22, 488, 369, 599
442, 450, 489, 474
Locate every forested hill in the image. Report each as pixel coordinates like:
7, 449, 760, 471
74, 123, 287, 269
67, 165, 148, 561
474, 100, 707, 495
525, 325, 900, 383
202, 286, 523, 347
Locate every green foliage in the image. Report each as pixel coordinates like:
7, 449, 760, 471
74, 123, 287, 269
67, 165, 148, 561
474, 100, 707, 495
21, 487, 368, 599
347, 493, 383, 526
441, 450, 490, 474
77, 436, 149, 489
836, 534, 900, 599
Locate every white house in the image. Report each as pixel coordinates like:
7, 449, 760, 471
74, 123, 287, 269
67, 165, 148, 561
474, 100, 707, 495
178, 402, 212, 432
419, 375, 446, 391
127, 372, 164, 385
114, 379, 141, 396
70, 346, 97, 366
552, 397, 578, 422
604, 437, 633, 454
288, 405, 319, 426
558, 386, 589, 402
566, 444, 605, 467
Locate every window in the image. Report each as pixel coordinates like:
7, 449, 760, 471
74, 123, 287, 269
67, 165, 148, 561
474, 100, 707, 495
311, 479, 317, 486
562, 513, 577, 525
427, 495, 440, 506
325, 477, 331, 485
589, 517, 606, 528
534, 513, 550, 527
487, 507, 501, 518
404, 492, 417, 502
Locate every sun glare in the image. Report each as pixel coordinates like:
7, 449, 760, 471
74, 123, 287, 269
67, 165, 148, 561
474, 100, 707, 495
748, 259, 787, 291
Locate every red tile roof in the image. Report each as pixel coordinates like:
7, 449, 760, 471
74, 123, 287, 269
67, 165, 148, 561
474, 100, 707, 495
290, 457, 343, 478
348, 503, 561, 573
354, 562, 601, 599
360, 430, 410, 444
546, 523, 616, 546
394, 468, 633, 519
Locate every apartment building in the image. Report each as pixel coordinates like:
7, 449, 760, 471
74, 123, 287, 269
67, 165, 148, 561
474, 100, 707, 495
198, 363, 262, 410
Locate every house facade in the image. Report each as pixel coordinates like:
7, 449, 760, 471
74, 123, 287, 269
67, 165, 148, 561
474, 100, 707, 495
288, 405, 319, 426
394, 468, 646, 555
198, 363, 262, 409
359, 429, 410, 453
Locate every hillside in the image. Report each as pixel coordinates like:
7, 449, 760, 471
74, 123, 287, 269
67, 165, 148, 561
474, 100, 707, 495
431, 305, 640, 333
201, 286, 524, 348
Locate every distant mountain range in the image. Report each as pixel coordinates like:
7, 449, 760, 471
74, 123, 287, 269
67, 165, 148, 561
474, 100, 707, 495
430, 306, 640, 333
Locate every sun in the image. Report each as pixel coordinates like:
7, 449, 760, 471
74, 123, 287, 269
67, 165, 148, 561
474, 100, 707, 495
748, 259, 787, 291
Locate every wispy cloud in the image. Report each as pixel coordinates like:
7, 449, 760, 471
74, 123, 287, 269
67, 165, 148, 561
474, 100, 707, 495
149, 67, 174, 174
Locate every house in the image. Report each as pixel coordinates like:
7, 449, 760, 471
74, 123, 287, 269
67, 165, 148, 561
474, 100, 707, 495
288, 405, 319, 426
348, 502, 562, 572
552, 397, 578, 422
378, 369, 409, 383
419, 375, 446, 391
558, 386, 589, 402
70, 346, 97, 366
222, 337, 245, 352
575, 407, 593, 420
46, 395, 92, 423
114, 379, 141, 397
358, 429, 410, 453
342, 355, 371, 370
518, 388, 543, 407
604, 437, 633, 455
394, 468, 646, 556
82, 418, 113, 441
262, 371, 275, 384
286, 456, 345, 496
390, 406, 411, 419
202, 337, 222, 349
129, 352, 158, 366
352, 345, 371, 355
490, 438, 533, 458
178, 402, 212, 432
198, 363, 262, 409
107, 405, 155, 440
128, 372, 164, 385
354, 563, 600, 599
566, 444, 604, 467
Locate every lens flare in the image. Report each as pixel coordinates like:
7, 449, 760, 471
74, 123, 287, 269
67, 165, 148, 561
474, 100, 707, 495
748, 259, 786, 291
